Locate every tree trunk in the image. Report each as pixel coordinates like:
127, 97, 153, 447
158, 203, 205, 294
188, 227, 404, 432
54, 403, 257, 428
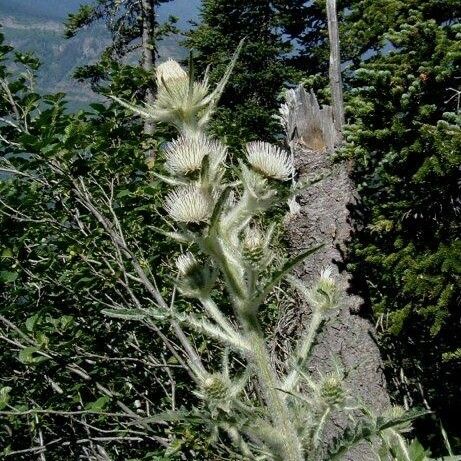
326, 0, 345, 134
278, 85, 391, 460
141, 0, 156, 158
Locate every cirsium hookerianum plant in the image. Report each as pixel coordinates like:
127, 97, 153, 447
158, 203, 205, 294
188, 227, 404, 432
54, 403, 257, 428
108, 53, 428, 461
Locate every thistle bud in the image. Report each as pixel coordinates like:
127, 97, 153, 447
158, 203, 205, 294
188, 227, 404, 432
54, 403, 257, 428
320, 375, 345, 407
176, 252, 199, 277
202, 374, 230, 402
243, 226, 265, 267
308, 267, 340, 311
156, 59, 188, 87
175, 252, 216, 298
153, 60, 209, 129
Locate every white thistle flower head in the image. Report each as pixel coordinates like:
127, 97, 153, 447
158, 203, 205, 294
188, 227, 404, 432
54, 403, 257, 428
156, 59, 188, 87
246, 141, 293, 181
176, 252, 198, 277
308, 266, 340, 311
164, 133, 227, 176
164, 185, 213, 223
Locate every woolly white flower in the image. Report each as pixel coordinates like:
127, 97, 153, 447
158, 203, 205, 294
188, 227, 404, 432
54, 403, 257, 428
319, 267, 334, 284
111, 44, 242, 131
164, 186, 213, 223
156, 59, 188, 86
164, 133, 227, 176
308, 266, 339, 311
245, 141, 293, 181
153, 60, 211, 128
243, 226, 266, 267
176, 252, 198, 276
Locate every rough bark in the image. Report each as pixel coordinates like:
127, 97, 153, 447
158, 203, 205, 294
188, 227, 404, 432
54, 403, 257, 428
278, 86, 391, 460
326, 0, 345, 134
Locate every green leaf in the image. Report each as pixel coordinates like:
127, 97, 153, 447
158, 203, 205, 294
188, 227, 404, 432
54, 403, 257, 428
149, 225, 195, 244
0, 271, 19, 283
377, 409, 430, 431
84, 396, 110, 411
1, 248, 13, 258
325, 421, 376, 461
25, 314, 40, 332
208, 186, 231, 233
18, 347, 49, 365
254, 243, 324, 305
0, 386, 12, 410
116, 189, 132, 198
109, 95, 153, 119
89, 103, 107, 113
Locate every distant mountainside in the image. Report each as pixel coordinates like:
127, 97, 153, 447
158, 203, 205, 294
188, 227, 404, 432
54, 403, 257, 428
0, 0, 200, 109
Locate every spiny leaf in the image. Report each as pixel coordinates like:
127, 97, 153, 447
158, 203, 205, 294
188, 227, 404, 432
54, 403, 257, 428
377, 409, 430, 431
325, 421, 376, 461
152, 172, 189, 187
109, 95, 153, 119
18, 347, 49, 365
149, 225, 195, 244
209, 187, 231, 233
254, 243, 324, 305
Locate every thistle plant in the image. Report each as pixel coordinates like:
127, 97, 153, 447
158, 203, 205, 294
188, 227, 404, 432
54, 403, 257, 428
109, 53, 427, 461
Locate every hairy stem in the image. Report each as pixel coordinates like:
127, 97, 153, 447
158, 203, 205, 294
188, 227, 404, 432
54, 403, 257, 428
200, 297, 240, 339
284, 309, 323, 392
242, 312, 303, 461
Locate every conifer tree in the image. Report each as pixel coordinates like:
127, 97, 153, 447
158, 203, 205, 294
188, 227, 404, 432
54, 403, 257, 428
186, 0, 311, 146
65, 0, 176, 150
342, 0, 461, 449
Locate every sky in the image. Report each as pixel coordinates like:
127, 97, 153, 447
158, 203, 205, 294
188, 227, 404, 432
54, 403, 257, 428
0, 0, 202, 108
0, 0, 201, 28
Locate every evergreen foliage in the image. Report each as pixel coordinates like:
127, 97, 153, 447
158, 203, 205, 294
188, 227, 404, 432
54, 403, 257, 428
64, 0, 177, 93
186, 0, 313, 146
64, 0, 175, 58
341, 0, 461, 449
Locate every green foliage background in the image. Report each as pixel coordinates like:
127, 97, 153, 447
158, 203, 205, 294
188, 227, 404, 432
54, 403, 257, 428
0, 0, 460, 457
340, 0, 460, 451
0, 35, 219, 459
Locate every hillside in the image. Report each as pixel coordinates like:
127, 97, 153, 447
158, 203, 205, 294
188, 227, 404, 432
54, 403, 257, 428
0, 0, 200, 109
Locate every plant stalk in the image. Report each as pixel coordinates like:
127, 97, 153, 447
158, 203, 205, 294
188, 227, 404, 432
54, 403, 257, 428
242, 312, 303, 461
284, 309, 323, 392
